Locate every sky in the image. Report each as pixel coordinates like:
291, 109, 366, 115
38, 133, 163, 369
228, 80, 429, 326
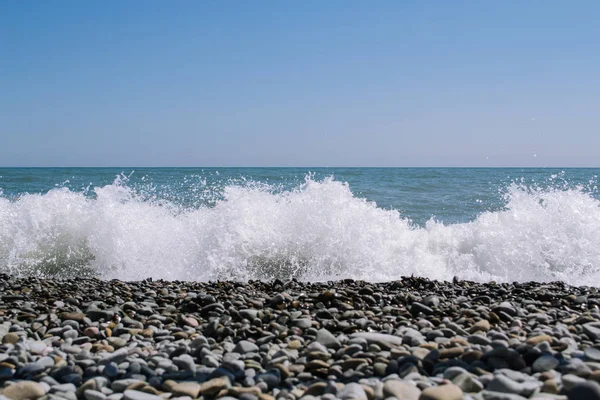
1, 1, 599, 167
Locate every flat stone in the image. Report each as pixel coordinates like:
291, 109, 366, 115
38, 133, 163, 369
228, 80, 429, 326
62, 312, 86, 322
585, 347, 600, 362
29, 341, 48, 354
233, 340, 259, 354
293, 318, 313, 329
584, 323, 600, 341
351, 332, 404, 347
493, 302, 517, 316
111, 379, 145, 393
183, 316, 198, 327
87, 309, 115, 321
107, 337, 128, 349
487, 375, 534, 396
1, 381, 46, 400
84, 390, 108, 400
76, 379, 98, 397
228, 387, 263, 397
527, 335, 553, 346
478, 391, 529, 400
200, 377, 231, 396
383, 380, 421, 400
439, 347, 464, 359
171, 382, 202, 398
316, 328, 341, 349
21, 361, 48, 375
99, 348, 129, 365
562, 375, 587, 392
123, 390, 163, 400
173, 354, 196, 372
452, 372, 484, 393
424, 295, 440, 307
239, 309, 259, 320
419, 383, 463, 400
411, 302, 433, 316
52, 384, 77, 393
561, 359, 592, 377
533, 355, 559, 372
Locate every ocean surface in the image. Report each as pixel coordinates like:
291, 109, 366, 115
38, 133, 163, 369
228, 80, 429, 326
1, 167, 599, 285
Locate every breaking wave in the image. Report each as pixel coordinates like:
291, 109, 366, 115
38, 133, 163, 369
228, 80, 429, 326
1, 175, 599, 285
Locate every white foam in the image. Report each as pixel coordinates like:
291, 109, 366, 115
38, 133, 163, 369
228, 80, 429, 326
1, 176, 599, 285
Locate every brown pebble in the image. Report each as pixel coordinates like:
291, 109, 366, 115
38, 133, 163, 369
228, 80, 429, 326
228, 387, 263, 397
127, 381, 146, 391
527, 334, 553, 345
1, 333, 20, 345
303, 382, 327, 396
589, 370, 600, 383
61, 312, 86, 322
488, 311, 500, 324
171, 382, 202, 398
419, 383, 463, 400
469, 319, 491, 333
200, 377, 231, 396
83, 327, 99, 337
541, 379, 559, 394
439, 346, 464, 359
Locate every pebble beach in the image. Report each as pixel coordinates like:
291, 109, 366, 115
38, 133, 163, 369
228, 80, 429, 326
1, 275, 600, 400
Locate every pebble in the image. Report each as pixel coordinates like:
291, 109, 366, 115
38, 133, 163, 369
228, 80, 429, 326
171, 382, 202, 398
567, 381, 600, 400
338, 383, 368, 400
233, 340, 259, 354
562, 375, 588, 392
316, 328, 341, 349
533, 355, 560, 372
0, 381, 46, 400
84, 390, 108, 400
383, 380, 421, 400
123, 390, 162, 400
470, 320, 491, 333
1, 333, 19, 345
0, 276, 599, 400
419, 383, 463, 400
585, 347, 600, 362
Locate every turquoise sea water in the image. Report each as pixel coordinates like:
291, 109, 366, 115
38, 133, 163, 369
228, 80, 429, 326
1, 168, 599, 284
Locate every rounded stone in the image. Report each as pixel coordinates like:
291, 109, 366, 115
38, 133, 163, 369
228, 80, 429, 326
1, 381, 46, 400
419, 384, 463, 400
532, 355, 559, 372
585, 347, 600, 362
383, 380, 421, 400
1, 333, 20, 345
568, 381, 600, 400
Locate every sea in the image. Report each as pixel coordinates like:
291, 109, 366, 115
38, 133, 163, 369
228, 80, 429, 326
0, 167, 599, 286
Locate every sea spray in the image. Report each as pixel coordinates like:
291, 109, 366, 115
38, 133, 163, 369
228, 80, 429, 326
1, 174, 600, 285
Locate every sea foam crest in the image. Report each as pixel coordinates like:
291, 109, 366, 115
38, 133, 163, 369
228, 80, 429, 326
0, 176, 599, 285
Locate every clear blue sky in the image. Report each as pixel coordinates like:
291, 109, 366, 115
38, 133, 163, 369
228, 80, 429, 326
1, 1, 599, 167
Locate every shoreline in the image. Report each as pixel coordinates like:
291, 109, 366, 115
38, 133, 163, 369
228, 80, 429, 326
1, 275, 600, 400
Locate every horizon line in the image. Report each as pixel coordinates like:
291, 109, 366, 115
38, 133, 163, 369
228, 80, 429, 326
1, 165, 599, 169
